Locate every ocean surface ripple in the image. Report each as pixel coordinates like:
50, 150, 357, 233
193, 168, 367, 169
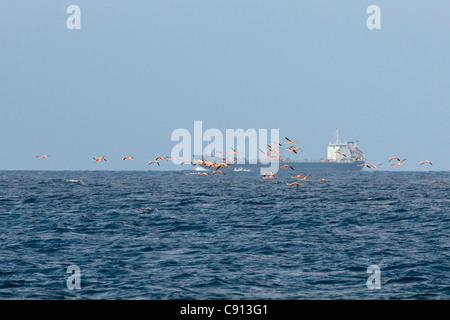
0, 170, 448, 299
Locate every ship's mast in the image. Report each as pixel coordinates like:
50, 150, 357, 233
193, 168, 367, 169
334, 129, 341, 145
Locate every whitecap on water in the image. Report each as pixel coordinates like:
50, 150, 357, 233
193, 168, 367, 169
66, 179, 85, 184
139, 207, 158, 211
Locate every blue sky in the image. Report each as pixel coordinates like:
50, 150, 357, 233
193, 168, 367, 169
0, 1, 449, 171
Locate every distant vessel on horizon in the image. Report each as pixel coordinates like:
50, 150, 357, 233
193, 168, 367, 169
194, 130, 365, 172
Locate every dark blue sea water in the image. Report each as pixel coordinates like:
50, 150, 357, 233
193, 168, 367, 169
0, 170, 448, 300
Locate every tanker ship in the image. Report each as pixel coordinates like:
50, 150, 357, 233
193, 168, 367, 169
193, 130, 365, 173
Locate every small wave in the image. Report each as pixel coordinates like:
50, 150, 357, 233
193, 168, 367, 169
22, 197, 38, 204
386, 276, 428, 284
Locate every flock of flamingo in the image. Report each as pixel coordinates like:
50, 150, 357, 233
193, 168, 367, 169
35, 137, 434, 189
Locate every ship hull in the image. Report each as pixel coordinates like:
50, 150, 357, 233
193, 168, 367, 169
230, 160, 364, 172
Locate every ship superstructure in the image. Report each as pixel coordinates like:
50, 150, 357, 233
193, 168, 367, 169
326, 129, 364, 162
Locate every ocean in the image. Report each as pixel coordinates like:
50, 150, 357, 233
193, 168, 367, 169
0, 170, 448, 300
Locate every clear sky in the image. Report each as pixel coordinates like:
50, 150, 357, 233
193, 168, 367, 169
0, 1, 449, 171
